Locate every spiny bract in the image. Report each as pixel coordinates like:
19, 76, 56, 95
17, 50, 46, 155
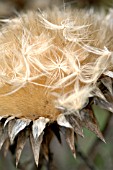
0, 7, 113, 167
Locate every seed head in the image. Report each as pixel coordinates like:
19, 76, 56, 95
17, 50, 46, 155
0, 7, 113, 167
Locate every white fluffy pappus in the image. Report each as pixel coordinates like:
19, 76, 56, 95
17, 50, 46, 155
0, 8, 113, 120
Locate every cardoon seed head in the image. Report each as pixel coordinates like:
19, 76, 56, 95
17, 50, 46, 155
0, 8, 113, 167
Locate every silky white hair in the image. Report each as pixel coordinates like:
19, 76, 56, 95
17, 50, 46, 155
0, 8, 113, 112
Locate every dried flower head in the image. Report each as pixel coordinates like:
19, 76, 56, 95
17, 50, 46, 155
0, 7, 113, 167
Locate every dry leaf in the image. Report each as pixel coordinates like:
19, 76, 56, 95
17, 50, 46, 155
101, 77, 113, 94
0, 124, 8, 149
16, 129, 30, 166
57, 114, 72, 128
32, 117, 49, 140
80, 107, 105, 142
30, 132, 44, 167
8, 118, 31, 144
60, 127, 76, 158
66, 114, 84, 137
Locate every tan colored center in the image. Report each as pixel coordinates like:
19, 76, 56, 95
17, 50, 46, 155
0, 83, 60, 121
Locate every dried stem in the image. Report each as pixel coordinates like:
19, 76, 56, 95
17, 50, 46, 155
75, 143, 97, 170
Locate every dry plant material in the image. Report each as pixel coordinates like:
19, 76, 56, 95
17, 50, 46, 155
0, 7, 113, 167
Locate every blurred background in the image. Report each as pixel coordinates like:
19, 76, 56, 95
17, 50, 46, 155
0, 0, 113, 170
0, 0, 113, 17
